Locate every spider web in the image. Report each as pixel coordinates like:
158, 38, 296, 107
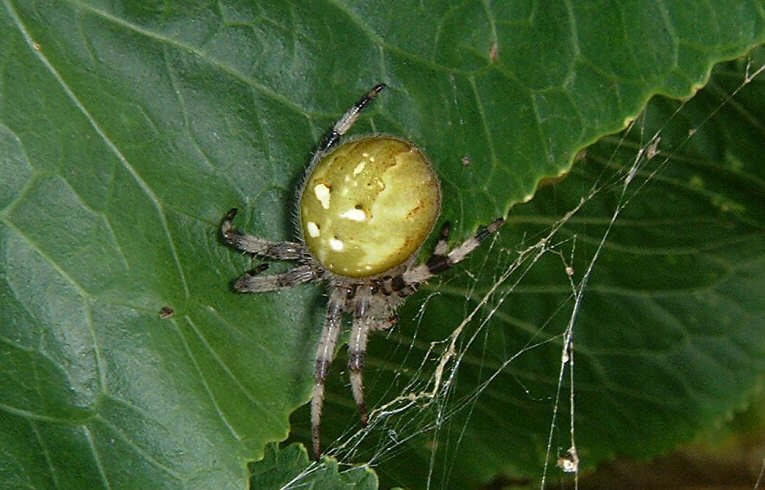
282, 54, 765, 490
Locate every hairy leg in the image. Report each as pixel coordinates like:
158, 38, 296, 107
348, 286, 372, 426
311, 287, 347, 459
221, 208, 305, 259
232, 264, 317, 292
401, 218, 505, 288
317, 83, 387, 154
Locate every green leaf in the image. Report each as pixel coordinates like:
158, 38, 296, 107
1, 1, 764, 489
249, 444, 377, 489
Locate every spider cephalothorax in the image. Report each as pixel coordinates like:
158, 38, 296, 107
221, 84, 504, 458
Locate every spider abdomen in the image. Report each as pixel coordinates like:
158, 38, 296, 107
300, 136, 441, 278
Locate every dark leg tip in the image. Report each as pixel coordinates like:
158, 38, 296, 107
490, 217, 506, 231
476, 217, 506, 242
233, 264, 268, 291
221, 208, 239, 240
312, 432, 322, 460
249, 263, 270, 275
439, 221, 452, 240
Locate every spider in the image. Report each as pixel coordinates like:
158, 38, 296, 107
220, 83, 504, 459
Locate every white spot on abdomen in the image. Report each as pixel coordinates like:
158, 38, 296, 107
339, 208, 366, 222
306, 221, 320, 237
329, 238, 344, 251
314, 183, 331, 209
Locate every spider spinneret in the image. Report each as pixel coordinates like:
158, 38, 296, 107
220, 83, 504, 459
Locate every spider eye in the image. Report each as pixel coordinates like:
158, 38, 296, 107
300, 136, 441, 277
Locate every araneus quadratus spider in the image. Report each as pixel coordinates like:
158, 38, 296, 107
221, 84, 504, 458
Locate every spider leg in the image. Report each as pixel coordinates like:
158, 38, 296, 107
232, 264, 317, 292
348, 287, 372, 427
312, 287, 346, 459
221, 208, 304, 260
317, 83, 387, 155
399, 218, 505, 289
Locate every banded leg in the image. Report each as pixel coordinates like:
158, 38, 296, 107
233, 264, 317, 292
400, 218, 505, 289
348, 287, 373, 427
317, 83, 387, 155
311, 287, 346, 459
221, 208, 304, 259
